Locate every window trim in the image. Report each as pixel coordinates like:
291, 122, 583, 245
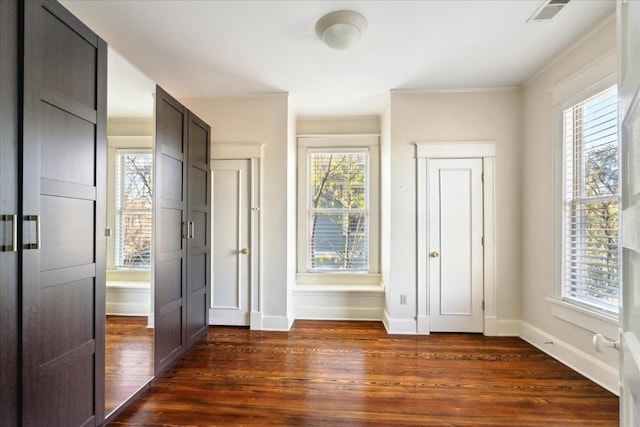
297, 135, 380, 283
106, 135, 153, 272
552, 71, 620, 323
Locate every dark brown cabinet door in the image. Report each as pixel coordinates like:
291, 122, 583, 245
154, 88, 211, 374
0, 0, 20, 425
186, 111, 210, 347
21, 1, 107, 425
154, 86, 188, 374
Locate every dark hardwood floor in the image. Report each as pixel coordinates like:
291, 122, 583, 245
110, 320, 618, 426
106, 316, 154, 415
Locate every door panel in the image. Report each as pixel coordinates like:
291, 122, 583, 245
22, 1, 106, 425
619, 0, 640, 424
154, 86, 188, 374
40, 196, 95, 270
186, 111, 210, 346
428, 158, 483, 333
210, 160, 251, 325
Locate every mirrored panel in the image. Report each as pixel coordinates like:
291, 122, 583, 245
105, 47, 156, 416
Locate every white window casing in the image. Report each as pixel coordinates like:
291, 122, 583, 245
297, 135, 380, 285
550, 53, 620, 331
561, 86, 620, 315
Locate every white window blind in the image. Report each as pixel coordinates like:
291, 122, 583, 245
307, 151, 369, 271
562, 86, 620, 314
115, 151, 153, 269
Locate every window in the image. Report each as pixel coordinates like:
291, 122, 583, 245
115, 150, 152, 269
297, 135, 379, 279
307, 150, 369, 271
562, 85, 620, 315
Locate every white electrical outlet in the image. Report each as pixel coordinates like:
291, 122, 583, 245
400, 294, 407, 305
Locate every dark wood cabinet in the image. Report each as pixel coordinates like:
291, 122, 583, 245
1, 1, 107, 425
154, 87, 211, 375
1, 3, 210, 424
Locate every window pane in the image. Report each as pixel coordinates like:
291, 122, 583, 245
564, 200, 619, 313
116, 152, 152, 269
308, 212, 368, 270
308, 151, 369, 271
310, 152, 367, 210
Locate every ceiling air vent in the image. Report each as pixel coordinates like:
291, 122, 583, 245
528, 0, 571, 22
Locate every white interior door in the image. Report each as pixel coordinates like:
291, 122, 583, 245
619, 0, 640, 424
210, 159, 250, 326
428, 158, 484, 333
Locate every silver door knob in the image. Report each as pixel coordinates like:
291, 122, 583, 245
429, 251, 439, 258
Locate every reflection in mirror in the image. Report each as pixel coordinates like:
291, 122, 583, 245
105, 47, 156, 416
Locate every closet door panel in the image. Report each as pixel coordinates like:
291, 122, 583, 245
188, 252, 206, 293
40, 278, 94, 360
154, 86, 188, 374
161, 155, 185, 202
40, 102, 96, 185
156, 258, 183, 306
22, 1, 106, 425
157, 207, 183, 252
186, 112, 210, 346
39, 356, 95, 426
40, 196, 94, 270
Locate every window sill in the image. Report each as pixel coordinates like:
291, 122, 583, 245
546, 296, 619, 339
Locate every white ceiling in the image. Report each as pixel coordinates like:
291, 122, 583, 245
60, 0, 615, 118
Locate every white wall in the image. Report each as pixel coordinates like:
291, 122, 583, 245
521, 16, 618, 392
181, 94, 293, 330
386, 89, 523, 334
297, 116, 380, 135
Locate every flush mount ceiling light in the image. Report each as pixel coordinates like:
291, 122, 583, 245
315, 10, 367, 50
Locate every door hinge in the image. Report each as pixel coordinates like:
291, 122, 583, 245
481, 173, 485, 183
482, 300, 485, 311
481, 236, 484, 246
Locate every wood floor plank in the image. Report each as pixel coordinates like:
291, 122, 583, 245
109, 320, 618, 426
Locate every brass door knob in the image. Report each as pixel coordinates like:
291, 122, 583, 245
429, 251, 439, 258
240, 248, 249, 255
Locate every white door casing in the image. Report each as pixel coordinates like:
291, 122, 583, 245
415, 141, 496, 335
618, 0, 640, 424
210, 143, 262, 328
428, 158, 484, 333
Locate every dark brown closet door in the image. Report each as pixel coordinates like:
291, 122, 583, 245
21, 1, 107, 426
0, 0, 19, 425
154, 86, 188, 374
186, 112, 210, 347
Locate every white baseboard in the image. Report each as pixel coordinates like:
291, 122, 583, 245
260, 314, 293, 331
484, 316, 520, 336
250, 311, 263, 330
417, 315, 430, 334
520, 321, 619, 395
382, 311, 417, 334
